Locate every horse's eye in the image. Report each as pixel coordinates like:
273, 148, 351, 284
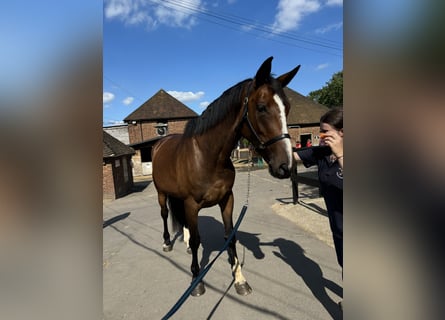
257, 104, 267, 112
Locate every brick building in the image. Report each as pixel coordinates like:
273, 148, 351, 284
103, 130, 135, 200
123, 89, 198, 176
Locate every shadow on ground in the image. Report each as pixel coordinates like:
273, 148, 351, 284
262, 238, 343, 319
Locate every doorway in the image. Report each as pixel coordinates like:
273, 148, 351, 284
300, 133, 312, 148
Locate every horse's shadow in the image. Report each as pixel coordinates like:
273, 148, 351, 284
196, 215, 265, 269
264, 238, 343, 319
178, 216, 342, 318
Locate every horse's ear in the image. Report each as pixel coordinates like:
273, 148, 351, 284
254, 56, 273, 88
277, 65, 301, 88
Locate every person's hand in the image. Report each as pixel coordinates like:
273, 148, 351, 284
320, 131, 343, 158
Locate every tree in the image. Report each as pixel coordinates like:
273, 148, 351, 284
308, 71, 343, 108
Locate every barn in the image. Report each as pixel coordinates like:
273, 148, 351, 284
123, 89, 198, 176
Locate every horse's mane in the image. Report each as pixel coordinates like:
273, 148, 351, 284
183, 79, 251, 137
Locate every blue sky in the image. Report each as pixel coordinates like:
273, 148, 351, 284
103, 0, 343, 126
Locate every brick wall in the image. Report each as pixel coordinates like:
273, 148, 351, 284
167, 119, 188, 135
289, 125, 322, 147
103, 162, 115, 200
128, 122, 149, 144
128, 119, 190, 144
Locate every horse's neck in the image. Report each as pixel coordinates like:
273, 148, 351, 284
196, 108, 243, 164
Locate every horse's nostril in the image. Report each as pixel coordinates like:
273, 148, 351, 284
279, 163, 290, 176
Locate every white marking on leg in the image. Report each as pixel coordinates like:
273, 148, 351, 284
183, 227, 190, 249
273, 94, 292, 166
232, 257, 247, 284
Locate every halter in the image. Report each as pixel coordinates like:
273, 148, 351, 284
241, 85, 291, 151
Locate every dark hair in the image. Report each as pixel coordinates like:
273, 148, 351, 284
320, 107, 343, 130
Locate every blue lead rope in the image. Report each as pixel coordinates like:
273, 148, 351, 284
161, 204, 249, 320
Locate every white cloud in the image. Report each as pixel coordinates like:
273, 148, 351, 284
126, 11, 152, 25
325, 0, 342, 6
104, 0, 132, 19
155, 2, 199, 28
122, 96, 134, 105
104, 0, 202, 29
103, 92, 115, 104
315, 21, 343, 34
167, 90, 205, 102
271, 0, 321, 33
199, 101, 210, 108
316, 63, 329, 70
104, 119, 125, 126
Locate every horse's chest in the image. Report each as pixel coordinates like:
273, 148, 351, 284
197, 178, 233, 207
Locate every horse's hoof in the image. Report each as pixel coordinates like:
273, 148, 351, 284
191, 281, 205, 297
235, 282, 252, 296
186, 247, 192, 254
163, 243, 173, 252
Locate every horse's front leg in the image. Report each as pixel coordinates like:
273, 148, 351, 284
220, 191, 252, 296
158, 193, 173, 252
186, 204, 205, 296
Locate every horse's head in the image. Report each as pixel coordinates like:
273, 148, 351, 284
241, 56, 300, 179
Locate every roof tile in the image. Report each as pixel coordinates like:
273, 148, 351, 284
103, 130, 135, 158
284, 88, 329, 125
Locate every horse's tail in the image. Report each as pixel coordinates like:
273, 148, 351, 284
167, 196, 186, 233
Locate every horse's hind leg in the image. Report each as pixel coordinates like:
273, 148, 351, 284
220, 192, 252, 296
183, 227, 192, 254
158, 193, 173, 252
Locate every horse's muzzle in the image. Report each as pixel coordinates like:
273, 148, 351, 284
270, 163, 291, 179
279, 163, 291, 178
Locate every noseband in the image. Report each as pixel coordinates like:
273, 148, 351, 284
241, 92, 291, 151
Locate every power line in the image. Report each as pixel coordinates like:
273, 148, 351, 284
103, 75, 145, 104
148, 0, 342, 55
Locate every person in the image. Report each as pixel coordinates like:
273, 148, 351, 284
295, 140, 302, 149
293, 107, 343, 269
306, 139, 312, 147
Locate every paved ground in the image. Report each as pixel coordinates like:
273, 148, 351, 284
103, 165, 342, 320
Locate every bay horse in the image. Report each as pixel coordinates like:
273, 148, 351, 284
152, 56, 300, 297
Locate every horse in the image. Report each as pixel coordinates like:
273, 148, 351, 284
152, 56, 300, 297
